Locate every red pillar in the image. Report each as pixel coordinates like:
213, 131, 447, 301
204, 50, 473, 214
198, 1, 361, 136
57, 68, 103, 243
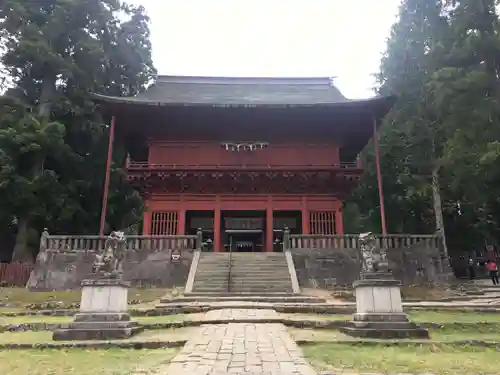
301, 197, 309, 234
143, 211, 152, 235
99, 115, 116, 236
178, 208, 186, 235
335, 207, 344, 234
213, 200, 221, 252
373, 118, 388, 235
266, 206, 274, 252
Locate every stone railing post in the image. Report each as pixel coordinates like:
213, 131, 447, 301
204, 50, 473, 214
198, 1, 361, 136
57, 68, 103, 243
196, 228, 203, 250
39, 228, 49, 253
283, 226, 291, 250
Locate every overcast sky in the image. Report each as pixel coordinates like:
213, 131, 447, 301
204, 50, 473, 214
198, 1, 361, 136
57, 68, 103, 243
132, 0, 401, 99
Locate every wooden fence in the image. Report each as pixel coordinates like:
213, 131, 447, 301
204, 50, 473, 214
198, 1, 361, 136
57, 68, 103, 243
0, 263, 34, 287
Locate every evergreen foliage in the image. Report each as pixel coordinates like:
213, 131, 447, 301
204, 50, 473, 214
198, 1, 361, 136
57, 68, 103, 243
347, 0, 500, 255
0, 0, 155, 261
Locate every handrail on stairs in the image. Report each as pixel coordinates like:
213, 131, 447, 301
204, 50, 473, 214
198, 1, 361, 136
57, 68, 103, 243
227, 237, 232, 292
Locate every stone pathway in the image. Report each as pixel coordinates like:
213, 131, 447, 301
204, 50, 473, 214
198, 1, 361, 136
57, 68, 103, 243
164, 322, 317, 375
203, 308, 279, 321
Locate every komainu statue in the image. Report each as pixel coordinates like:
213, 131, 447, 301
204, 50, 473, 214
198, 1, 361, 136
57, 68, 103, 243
92, 231, 127, 278
359, 232, 388, 273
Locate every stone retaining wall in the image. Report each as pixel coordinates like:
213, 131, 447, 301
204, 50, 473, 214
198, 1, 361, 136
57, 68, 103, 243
291, 243, 451, 288
27, 248, 194, 290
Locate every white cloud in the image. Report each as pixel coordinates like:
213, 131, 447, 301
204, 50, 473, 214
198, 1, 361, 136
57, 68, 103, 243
132, 0, 400, 98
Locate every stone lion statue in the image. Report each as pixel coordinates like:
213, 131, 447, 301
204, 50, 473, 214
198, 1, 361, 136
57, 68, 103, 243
92, 231, 127, 278
359, 232, 388, 273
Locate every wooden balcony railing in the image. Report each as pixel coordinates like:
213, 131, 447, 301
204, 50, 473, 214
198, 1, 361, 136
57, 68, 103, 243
127, 162, 359, 171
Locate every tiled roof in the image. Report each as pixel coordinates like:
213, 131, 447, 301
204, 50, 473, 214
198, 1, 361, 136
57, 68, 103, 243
93, 76, 384, 106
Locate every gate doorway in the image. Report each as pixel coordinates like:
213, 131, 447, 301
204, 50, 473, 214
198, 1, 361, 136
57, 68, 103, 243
226, 230, 264, 252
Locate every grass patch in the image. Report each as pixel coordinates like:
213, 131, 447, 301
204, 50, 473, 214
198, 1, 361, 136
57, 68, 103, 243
0, 288, 167, 308
430, 326, 500, 341
401, 285, 451, 300
288, 328, 346, 342
0, 315, 72, 325
0, 327, 196, 345
0, 348, 177, 375
289, 326, 500, 343
309, 285, 453, 302
409, 311, 500, 323
0, 313, 197, 326
303, 343, 500, 375
284, 311, 500, 324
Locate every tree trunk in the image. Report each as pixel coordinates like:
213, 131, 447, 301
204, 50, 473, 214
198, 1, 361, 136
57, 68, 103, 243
11, 217, 32, 262
10, 72, 56, 263
431, 165, 448, 258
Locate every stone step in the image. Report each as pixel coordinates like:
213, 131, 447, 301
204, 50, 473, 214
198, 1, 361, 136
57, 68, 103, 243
349, 321, 418, 330
185, 292, 299, 297
229, 287, 293, 293
192, 288, 229, 293
231, 268, 288, 271
193, 281, 228, 286
192, 282, 228, 287
74, 313, 131, 322
161, 295, 325, 303
64, 321, 141, 330
197, 262, 228, 265
230, 279, 290, 282
194, 274, 229, 279
231, 265, 289, 268
230, 277, 290, 280
53, 326, 144, 341
230, 273, 290, 277
231, 258, 286, 265
340, 326, 429, 339
230, 280, 291, 285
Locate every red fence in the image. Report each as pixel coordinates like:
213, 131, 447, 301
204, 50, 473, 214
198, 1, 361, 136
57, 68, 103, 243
0, 263, 34, 287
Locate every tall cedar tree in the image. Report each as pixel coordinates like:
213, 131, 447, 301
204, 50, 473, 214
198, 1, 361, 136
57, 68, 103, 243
0, 0, 156, 261
349, 0, 449, 238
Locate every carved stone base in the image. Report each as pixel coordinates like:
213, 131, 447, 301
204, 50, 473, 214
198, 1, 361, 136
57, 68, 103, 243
340, 312, 429, 339
342, 275, 429, 339
53, 312, 143, 341
53, 278, 142, 341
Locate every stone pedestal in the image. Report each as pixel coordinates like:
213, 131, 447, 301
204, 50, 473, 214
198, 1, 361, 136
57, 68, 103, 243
341, 272, 429, 339
53, 279, 143, 341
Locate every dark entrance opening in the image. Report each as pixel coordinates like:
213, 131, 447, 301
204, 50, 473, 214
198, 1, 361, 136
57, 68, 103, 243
222, 211, 265, 252
272, 210, 302, 251
186, 210, 214, 252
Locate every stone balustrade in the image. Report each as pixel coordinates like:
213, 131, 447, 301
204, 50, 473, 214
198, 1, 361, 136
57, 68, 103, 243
42, 234, 200, 253
285, 233, 441, 251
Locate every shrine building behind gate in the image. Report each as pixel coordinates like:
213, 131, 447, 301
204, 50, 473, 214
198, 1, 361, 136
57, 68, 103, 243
94, 76, 395, 252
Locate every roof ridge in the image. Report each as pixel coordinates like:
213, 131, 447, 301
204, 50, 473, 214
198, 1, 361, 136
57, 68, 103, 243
156, 75, 335, 86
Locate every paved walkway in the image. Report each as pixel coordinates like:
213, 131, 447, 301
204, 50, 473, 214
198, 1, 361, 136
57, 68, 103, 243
164, 322, 317, 375
203, 308, 280, 321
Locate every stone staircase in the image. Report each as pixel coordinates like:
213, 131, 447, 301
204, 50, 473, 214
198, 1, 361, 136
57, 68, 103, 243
191, 252, 230, 293
189, 252, 295, 294
229, 253, 294, 293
